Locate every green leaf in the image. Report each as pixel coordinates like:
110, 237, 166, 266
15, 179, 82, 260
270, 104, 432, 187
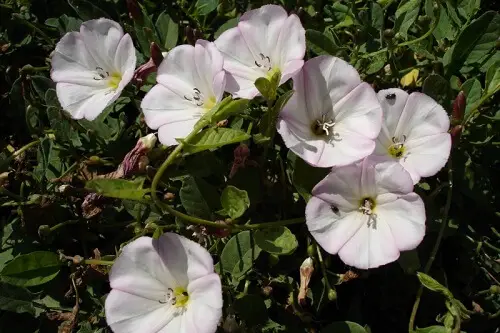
370, 2, 384, 30
179, 176, 219, 220
212, 98, 249, 123
461, 78, 482, 116
255, 78, 271, 101
215, 17, 239, 39
45, 14, 82, 33
156, 11, 178, 50
289, 151, 330, 201
220, 186, 250, 219
30, 75, 54, 99
68, 0, 109, 21
195, 0, 218, 15
34, 137, 64, 182
234, 294, 268, 326
0, 251, 61, 287
220, 231, 261, 279
182, 127, 250, 154
415, 325, 465, 333
394, 0, 421, 38
254, 227, 298, 255
417, 272, 454, 299
259, 90, 294, 139
0, 282, 37, 316
432, 4, 458, 41
397, 249, 421, 274
444, 11, 500, 76
457, 0, 480, 21
85, 178, 149, 201
320, 321, 367, 333
306, 29, 337, 56
422, 74, 451, 110
485, 60, 500, 94
366, 52, 387, 75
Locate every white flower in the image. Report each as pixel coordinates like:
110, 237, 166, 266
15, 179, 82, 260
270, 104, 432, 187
51, 18, 136, 120
277, 56, 382, 168
373, 88, 451, 184
141, 40, 226, 146
214, 4, 305, 99
306, 157, 426, 269
105, 232, 222, 333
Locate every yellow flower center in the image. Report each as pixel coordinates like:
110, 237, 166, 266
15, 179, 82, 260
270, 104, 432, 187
388, 144, 406, 158
173, 287, 189, 308
204, 96, 217, 112
107, 72, 122, 90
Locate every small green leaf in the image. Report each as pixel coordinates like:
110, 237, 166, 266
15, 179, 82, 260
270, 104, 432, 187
212, 99, 249, 123
366, 52, 387, 75
220, 186, 250, 219
182, 128, 251, 154
320, 321, 367, 333
461, 78, 482, 116
254, 227, 298, 255
179, 176, 219, 220
259, 90, 294, 139
195, 0, 218, 15
68, 0, 109, 21
0, 282, 37, 316
0, 251, 61, 287
394, 0, 421, 38
306, 29, 337, 55
220, 231, 261, 279
370, 2, 384, 30
255, 77, 272, 100
255, 71, 281, 101
417, 272, 454, 299
156, 11, 178, 50
234, 294, 268, 326
85, 178, 149, 201
416, 325, 466, 333
485, 60, 500, 94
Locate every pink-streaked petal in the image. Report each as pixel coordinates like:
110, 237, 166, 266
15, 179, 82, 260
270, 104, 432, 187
371, 157, 414, 194
311, 170, 359, 210
212, 70, 226, 102
215, 26, 255, 68
279, 68, 311, 126
337, 219, 400, 269
80, 18, 124, 72
158, 119, 199, 146
188, 274, 223, 309
141, 84, 201, 130
194, 40, 224, 99
156, 45, 198, 98
113, 33, 136, 82
403, 133, 451, 181
306, 197, 366, 255
376, 88, 409, 135
105, 289, 176, 333
376, 193, 426, 251
55, 83, 116, 120
184, 301, 222, 333
274, 14, 305, 67
280, 59, 304, 86
109, 237, 179, 297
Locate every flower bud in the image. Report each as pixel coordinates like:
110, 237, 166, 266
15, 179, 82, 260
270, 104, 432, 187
383, 29, 394, 39
150, 42, 164, 67
133, 44, 163, 87
298, 258, 314, 306
164, 192, 175, 201
490, 285, 500, 294
327, 288, 337, 301
307, 244, 316, 257
122, 134, 156, 176
0, 172, 9, 187
185, 26, 195, 45
126, 0, 142, 23
139, 133, 157, 150
450, 125, 462, 146
38, 225, 51, 238
452, 91, 466, 121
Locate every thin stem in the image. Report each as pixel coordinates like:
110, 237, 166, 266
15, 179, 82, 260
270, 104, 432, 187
13, 139, 41, 158
82, 259, 114, 266
0, 188, 24, 201
316, 244, 334, 293
362, 8, 440, 59
409, 159, 453, 332
50, 220, 79, 232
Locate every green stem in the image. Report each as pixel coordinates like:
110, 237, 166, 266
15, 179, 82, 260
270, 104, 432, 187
362, 8, 440, 59
409, 159, 453, 332
316, 244, 335, 294
14, 139, 41, 158
82, 259, 114, 266
50, 220, 79, 232
0, 188, 24, 201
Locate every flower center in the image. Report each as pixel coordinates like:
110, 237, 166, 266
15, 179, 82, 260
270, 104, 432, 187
388, 135, 407, 159
184, 87, 215, 111
164, 287, 189, 308
93, 66, 121, 90
359, 197, 377, 229
255, 53, 272, 72
311, 114, 342, 141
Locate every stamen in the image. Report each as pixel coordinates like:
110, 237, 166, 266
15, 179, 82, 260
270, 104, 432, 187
359, 197, 377, 229
254, 53, 272, 71
388, 135, 407, 159
312, 114, 342, 141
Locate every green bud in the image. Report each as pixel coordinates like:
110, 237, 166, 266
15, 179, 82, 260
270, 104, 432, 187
490, 285, 500, 294
38, 225, 51, 238
307, 244, 316, 257
328, 288, 337, 301
383, 29, 395, 39
269, 253, 279, 267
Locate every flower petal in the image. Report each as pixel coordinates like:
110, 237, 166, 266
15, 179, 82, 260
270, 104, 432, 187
376, 88, 409, 136
274, 14, 305, 68
194, 40, 225, 100
55, 83, 116, 120
109, 237, 180, 299
371, 157, 414, 194
184, 301, 222, 333
113, 33, 136, 90
158, 119, 199, 146
80, 18, 124, 72
105, 289, 178, 333
312, 164, 361, 209
188, 273, 223, 309
403, 132, 451, 182
141, 84, 201, 130
376, 193, 426, 251
306, 197, 365, 255
156, 45, 199, 98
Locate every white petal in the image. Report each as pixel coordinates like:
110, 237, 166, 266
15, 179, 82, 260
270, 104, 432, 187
113, 33, 136, 91
311, 164, 361, 208
55, 83, 116, 120
403, 133, 451, 181
376, 88, 409, 136
280, 59, 304, 86
376, 193, 426, 251
306, 197, 365, 255
80, 18, 124, 72
158, 233, 215, 282
194, 40, 225, 100
109, 237, 181, 298
158, 119, 199, 146
371, 157, 414, 194
188, 273, 223, 309
156, 45, 199, 98
105, 289, 177, 333
141, 84, 201, 130
274, 14, 305, 68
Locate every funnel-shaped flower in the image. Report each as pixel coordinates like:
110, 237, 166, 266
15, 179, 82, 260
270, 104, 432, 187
51, 19, 136, 120
214, 4, 305, 99
277, 56, 382, 168
105, 232, 222, 333
141, 40, 226, 146
306, 157, 425, 269
373, 89, 451, 184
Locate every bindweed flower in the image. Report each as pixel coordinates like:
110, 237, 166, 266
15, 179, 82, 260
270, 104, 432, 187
298, 258, 314, 306
214, 4, 305, 99
51, 19, 136, 120
277, 56, 382, 168
105, 232, 222, 333
373, 89, 451, 184
141, 40, 226, 146
306, 157, 426, 269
